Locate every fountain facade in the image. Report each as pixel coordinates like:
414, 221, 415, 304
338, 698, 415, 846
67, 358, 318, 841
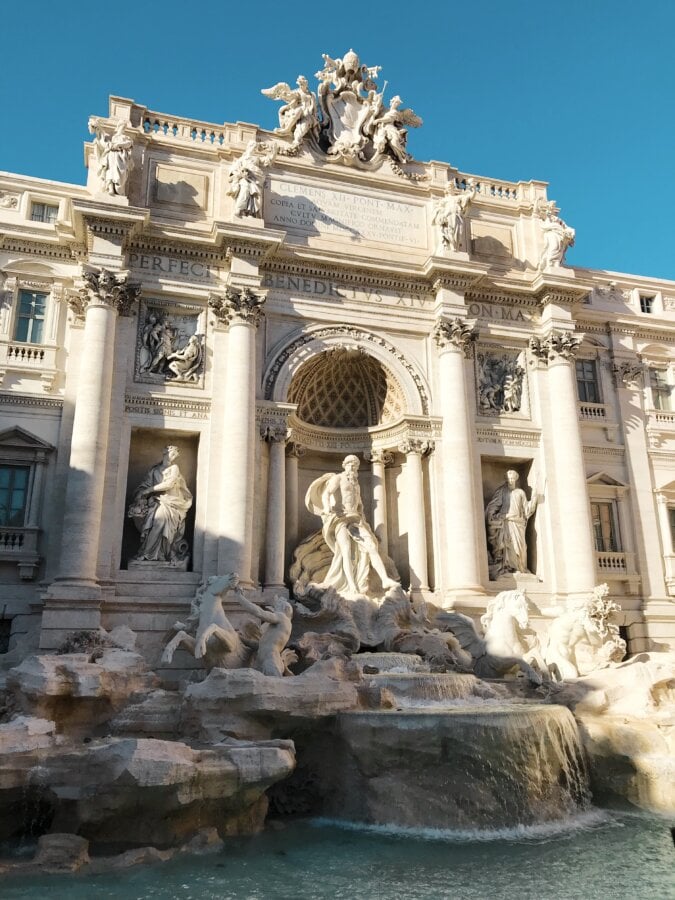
0, 46, 674, 873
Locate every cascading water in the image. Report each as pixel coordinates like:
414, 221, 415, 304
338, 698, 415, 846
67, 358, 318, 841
300, 661, 592, 830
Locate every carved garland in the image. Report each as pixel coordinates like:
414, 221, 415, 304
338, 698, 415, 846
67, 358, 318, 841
263, 325, 430, 415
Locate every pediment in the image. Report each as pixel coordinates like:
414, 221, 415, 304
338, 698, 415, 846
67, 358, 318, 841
0, 426, 55, 452
587, 471, 627, 487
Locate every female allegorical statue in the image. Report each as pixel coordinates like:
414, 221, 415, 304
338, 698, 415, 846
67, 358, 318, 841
128, 445, 193, 564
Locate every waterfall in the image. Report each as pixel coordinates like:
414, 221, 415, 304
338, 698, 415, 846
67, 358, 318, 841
314, 704, 591, 829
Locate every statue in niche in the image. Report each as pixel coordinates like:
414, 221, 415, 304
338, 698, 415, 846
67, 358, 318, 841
89, 119, 134, 197
261, 76, 319, 150
304, 455, 399, 599
541, 584, 626, 680
226, 141, 278, 218
537, 200, 575, 270
485, 470, 538, 579
162, 573, 296, 675
432, 180, 476, 252
128, 445, 193, 566
477, 351, 526, 415
137, 309, 203, 384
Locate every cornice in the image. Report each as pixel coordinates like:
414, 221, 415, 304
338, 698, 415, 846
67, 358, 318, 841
263, 257, 429, 295
466, 287, 541, 309
0, 392, 63, 410
128, 237, 227, 264
0, 235, 84, 261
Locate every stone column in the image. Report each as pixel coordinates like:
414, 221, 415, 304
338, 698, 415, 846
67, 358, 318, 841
432, 317, 484, 595
209, 287, 265, 583
262, 425, 288, 591
43, 270, 139, 640
367, 450, 391, 554
399, 440, 431, 592
285, 442, 304, 571
531, 330, 597, 597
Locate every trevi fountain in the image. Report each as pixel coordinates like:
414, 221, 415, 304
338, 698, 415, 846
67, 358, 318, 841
0, 48, 673, 898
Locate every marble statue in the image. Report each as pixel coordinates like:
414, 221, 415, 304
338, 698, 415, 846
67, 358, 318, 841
436, 609, 543, 684
477, 351, 526, 414
263, 49, 421, 172
485, 470, 537, 578
481, 590, 548, 676
162, 573, 256, 670
226, 141, 277, 218
432, 180, 476, 252
138, 309, 203, 383
90, 119, 133, 197
538, 201, 575, 270
305, 455, 399, 598
261, 76, 319, 150
167, 334, 203, 382
369, 95, 421, 165
232, 592, 297, 676
541, 584, 626, 680
128, 446, 193, 565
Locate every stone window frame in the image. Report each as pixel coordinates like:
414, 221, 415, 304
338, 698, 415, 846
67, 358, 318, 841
586, 472, 639, 593
626, 287, 664, 316
0, 269, 64, 391
575, 357, 602, 404
655, 481, 675, 597
0, 426, 54, 580
647, 366, 672, 412
20, 191, 64, 227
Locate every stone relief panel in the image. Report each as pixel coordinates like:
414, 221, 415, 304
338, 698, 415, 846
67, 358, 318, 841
470, 221, 514, 260
475, 348, 528, 417
149, 162, 210, 213
135, 299, 206, 387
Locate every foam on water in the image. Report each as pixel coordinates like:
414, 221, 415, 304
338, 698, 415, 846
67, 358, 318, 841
310, 807, 618, 844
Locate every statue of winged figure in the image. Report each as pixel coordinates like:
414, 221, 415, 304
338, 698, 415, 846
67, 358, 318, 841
261, 76, 319, 150
368, 95, 422, 165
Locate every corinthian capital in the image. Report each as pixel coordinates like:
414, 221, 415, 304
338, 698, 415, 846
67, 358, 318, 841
79, 268, 140, 316
613, 360, 643, 388
529, 330, 583, 363
432, 316, 478, 356
399, 439, 434, 456
209, 286, 266, 328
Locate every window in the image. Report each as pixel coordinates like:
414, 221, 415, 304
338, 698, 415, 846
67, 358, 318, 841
0, 465, 30, 527
591, 501, 621, 552
649, 369, 671, 411
13, 289, 46, 343
639, 295, 655, 314
576, 359, 601, 403
30, 202, 58, 224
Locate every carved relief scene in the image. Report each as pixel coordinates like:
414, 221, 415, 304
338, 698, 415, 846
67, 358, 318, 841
136, 301, 205, 386
476, 348, 528, 416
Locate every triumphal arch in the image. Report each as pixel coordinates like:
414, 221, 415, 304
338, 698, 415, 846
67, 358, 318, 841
0, 49, 674, 666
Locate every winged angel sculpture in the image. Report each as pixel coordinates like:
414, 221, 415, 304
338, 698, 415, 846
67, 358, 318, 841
262, 49, 422, 172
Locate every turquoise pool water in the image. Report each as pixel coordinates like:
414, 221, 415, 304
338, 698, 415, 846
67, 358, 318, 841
2, 811, 673, 900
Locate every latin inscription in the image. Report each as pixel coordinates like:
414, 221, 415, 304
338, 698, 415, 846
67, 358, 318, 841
264, 180, 427, 248
262, 273, 430, 309
467, 302, 531, 322
128, 252, 222, 281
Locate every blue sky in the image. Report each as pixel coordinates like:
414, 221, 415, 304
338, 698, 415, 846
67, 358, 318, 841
2, 0, 673, 281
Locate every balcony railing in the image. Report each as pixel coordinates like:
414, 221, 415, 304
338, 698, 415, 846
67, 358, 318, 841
0, 526, 40, 579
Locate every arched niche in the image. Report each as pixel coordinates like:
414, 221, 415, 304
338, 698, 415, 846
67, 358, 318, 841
263, 324, 430, 418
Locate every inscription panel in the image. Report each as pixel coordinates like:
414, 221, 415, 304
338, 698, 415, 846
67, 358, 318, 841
264, 179, 427, 248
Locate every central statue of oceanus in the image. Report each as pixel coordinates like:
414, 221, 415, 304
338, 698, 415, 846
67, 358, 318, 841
301, 455, 399, 599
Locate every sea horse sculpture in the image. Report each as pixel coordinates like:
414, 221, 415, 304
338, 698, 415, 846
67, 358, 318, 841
161, 573, 257, 671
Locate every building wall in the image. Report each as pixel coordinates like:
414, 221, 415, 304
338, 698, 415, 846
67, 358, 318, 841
0, 95, 673, 663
